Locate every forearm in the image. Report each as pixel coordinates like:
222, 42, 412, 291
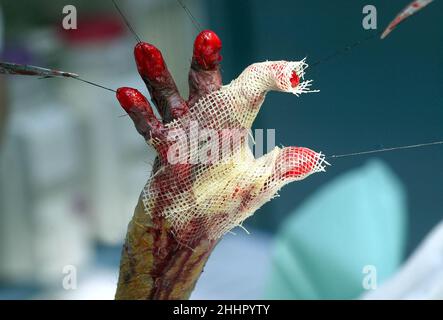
115, 196, 217, 300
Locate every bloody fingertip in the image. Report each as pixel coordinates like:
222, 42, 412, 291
134, 42, 166, 79
116, 87, 149, 113
193, 30, 222, 70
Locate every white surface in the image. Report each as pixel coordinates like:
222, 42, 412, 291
363, 220, 443, 300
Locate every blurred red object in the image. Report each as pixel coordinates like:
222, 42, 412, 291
57, 15, 125, 45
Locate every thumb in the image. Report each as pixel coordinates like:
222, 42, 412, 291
250, 146, 328, 208
277, 146, 328, 182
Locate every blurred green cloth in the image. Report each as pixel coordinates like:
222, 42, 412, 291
264, 159, 407, 299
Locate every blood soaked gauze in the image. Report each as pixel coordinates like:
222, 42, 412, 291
140, 60, 328, 246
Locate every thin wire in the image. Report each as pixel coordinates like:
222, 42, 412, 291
176, 0, 203, 32
311, 31, 382, 68
72, 77, 116, 93
327, 141, 443, 159
112, 0, 142, 43
39, 74, 116, 93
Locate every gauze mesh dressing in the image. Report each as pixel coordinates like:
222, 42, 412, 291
142, 60, 327, 245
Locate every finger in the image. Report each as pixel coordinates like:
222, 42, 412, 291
134, 42, 187, 122
255, 147, 327, 195
116, 87, 165, 140
188, 30, 223, 105
224, 147, 327, 220
219, 61, 317, 129
278, 147, 328, 181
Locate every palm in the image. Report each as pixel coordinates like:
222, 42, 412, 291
116, 30, 327, 246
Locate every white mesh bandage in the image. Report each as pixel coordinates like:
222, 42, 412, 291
142, 60, 326, 245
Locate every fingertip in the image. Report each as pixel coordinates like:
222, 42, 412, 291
116, 87, 148, 113
134, 42, 166, 79
193, 30, 222, 70
282, 147, 319, 178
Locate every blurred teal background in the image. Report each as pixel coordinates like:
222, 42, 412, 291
0, 0, 441, 299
